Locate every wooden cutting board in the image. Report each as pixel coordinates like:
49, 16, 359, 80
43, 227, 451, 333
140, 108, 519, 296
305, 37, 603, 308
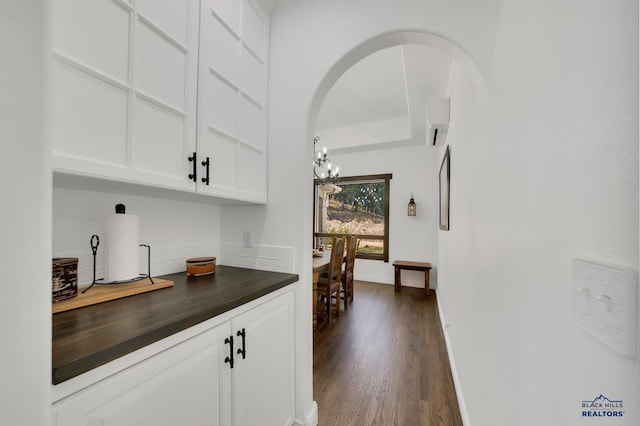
52, 278, 174, 314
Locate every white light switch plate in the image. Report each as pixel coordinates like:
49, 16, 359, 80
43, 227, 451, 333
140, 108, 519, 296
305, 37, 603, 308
572, 258, 638, 358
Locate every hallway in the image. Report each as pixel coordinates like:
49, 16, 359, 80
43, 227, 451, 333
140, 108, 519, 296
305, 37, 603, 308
313, 281, 462, 425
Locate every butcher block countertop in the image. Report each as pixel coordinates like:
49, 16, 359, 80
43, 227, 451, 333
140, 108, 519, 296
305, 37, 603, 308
52, 266, 299, 385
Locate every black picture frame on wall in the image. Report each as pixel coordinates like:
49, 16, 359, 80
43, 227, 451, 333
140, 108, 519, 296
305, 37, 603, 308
439, 145, 450, 231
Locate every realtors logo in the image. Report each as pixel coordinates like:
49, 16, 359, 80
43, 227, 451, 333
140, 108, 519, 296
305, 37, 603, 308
581, 394, 624, 418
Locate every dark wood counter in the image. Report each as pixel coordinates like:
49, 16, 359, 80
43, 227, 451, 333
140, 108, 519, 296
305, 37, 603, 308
52, 266, 298, 385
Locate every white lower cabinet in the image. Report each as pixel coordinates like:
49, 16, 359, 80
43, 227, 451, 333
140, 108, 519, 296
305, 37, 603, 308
231, 289, 294, 426
52, 289, 294, 426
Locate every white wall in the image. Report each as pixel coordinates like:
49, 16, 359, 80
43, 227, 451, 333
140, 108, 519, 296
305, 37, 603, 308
52, 185, 221, 285
221, 2, 497, 247
223, 0, 639, 425
330, 145, 439, 288
0, 1, 51, 425
220, 1, 498, 424
438, 1, 639, 425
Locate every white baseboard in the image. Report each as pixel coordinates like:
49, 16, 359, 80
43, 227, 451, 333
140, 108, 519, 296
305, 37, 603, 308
435, 290, 470, 425
354, 273, 394, 284
353, 274, 432, 289
294, 401, 318, 426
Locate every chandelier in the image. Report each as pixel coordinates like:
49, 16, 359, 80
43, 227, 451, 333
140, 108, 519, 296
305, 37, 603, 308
313, 136, 339, 183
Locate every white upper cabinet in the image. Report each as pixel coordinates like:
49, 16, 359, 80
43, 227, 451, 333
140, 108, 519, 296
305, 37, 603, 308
130, 1, 199, 186
241, 0, 267, 63
196, 0, 268, 203
51, 0, 269, 204
51, 0, 132, 169
52, 0, 199, 191
52, 0, 130, 83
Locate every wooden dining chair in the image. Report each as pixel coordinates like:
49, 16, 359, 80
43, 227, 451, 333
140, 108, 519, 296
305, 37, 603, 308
316, 237, 344, 325
342, 235, 357, 304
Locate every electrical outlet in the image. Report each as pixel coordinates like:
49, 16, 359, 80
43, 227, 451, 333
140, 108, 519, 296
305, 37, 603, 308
243, 230, 253, 248
572, 258, 638, 358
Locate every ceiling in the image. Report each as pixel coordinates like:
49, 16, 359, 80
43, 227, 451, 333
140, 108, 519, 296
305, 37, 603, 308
315, 44, 453, 154
257, 0, 455, 154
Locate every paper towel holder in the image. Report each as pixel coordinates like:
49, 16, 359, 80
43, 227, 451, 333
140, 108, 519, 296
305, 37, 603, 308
82, 235, 155, 294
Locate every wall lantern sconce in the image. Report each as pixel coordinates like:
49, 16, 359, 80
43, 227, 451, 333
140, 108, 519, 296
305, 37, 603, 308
407, 194, 417, 216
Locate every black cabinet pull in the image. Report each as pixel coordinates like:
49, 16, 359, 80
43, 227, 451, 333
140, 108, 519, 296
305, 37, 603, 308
201, 157, 210, 185
236, 328, 246, 359
188, 152, 197, 182
224, 335, 234, 368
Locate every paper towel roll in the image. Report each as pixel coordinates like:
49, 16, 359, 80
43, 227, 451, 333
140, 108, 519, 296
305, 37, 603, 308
103, 213, 139, 282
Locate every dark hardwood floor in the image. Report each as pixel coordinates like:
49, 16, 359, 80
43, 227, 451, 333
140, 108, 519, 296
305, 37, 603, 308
313, 281, 462, 426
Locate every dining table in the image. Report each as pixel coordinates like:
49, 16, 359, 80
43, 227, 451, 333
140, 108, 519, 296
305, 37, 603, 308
312, 250, 331, 331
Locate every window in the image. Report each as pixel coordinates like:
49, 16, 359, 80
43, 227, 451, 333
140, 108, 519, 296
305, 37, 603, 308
314, 174, 391, 262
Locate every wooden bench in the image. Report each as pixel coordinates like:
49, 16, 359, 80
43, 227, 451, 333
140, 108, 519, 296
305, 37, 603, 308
393, 260, 432, 296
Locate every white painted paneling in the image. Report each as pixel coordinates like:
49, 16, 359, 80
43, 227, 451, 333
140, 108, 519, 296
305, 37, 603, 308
205, 74, 239, 136
52, 0, 130, 83
52, 0, 199, 191
52, 60, 128, 166
240, 47, 264, 105
196, 0, 268, 203
206, 12, 241, 84
53, 322, 231, 426
135, 19, 188, 111
241, 0, 265, 59
237, 95, 264, 147
231, 291, 294, 426
237, 144, 264, 195
87, 344, 226, 425
209, 0, 241, 34
132, 98, 186, 177
136, 0, 190, 46
209, 130, 238, 190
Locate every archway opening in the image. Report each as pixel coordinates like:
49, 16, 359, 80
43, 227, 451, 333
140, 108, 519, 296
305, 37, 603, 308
306, 31, 486, 282
308, 30, 487, 137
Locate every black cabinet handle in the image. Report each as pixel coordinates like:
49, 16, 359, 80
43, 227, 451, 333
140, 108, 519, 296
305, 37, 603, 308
201, 157, 210, 185
188, 152, 197, 182
236, 328, 246, 359
224, 335, 234, 368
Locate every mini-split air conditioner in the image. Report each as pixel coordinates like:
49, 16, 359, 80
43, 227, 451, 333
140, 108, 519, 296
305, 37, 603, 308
426, 97, 450, 146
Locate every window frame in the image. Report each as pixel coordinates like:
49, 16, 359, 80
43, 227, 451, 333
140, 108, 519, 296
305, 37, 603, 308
313, 173, 392, 262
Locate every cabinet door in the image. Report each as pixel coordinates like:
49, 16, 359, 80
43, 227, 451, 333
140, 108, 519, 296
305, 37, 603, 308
197, 0, 268, 203
231, 290, 295, 426
52, 0, 199, 192
53, 322, 232, 426
236, 0, 268, 199
130, 0, 200, 190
